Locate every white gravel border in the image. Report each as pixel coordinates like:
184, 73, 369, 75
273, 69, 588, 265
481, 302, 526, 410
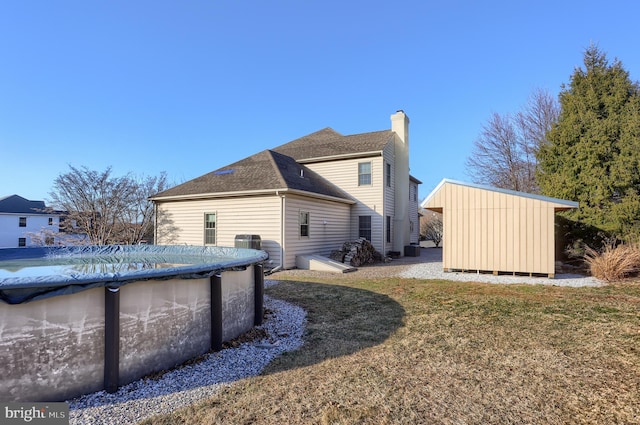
399, 255, 603, 287
68, 282, 305, 425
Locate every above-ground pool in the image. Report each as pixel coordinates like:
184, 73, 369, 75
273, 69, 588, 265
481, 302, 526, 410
0, 245, 269, 402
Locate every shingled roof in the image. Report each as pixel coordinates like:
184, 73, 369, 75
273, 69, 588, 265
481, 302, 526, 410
272, 128, 394, 161
0, 195, 48, 214
152, 150, 354, 202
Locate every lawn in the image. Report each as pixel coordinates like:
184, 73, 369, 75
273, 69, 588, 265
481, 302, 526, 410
141, 275, 640, 424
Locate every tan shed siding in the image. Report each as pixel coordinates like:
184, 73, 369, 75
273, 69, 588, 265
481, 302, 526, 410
155, 196, 282, 267
430, 181, 558, 275
282, 194, 351, 268
306, 156, 386, 253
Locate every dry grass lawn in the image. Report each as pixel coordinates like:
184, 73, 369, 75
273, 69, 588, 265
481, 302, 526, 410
141, 275, 640, 424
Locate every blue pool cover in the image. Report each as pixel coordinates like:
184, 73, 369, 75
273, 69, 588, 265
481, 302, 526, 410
0, 245, 268, 304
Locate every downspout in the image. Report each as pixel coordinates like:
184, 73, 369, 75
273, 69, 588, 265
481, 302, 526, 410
380, 178, 385, 257
268, 191, 285, 274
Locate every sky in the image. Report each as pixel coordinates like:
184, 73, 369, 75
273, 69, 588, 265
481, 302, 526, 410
2, 0, 640, 203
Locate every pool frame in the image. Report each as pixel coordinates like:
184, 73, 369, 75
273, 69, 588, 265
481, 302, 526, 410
0, 245, 268, 402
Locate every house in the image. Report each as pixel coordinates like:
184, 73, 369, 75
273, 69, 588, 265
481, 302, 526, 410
0, 195, 61, 248
421, 179, 579, 278
151, 110, 421, 269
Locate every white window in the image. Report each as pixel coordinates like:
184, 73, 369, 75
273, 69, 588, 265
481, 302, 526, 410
19, 217, 26, 227
358, 162, 372, 186
386, 162, 392, 187
299, 211, 310, 237
204, 213, 216, 245
359, 216, 372, 241
386, 216, 391, 243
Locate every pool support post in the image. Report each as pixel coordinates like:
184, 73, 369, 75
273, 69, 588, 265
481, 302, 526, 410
104, 286, 120, 393
210, 274, 223, 351
254, 263, 264, 325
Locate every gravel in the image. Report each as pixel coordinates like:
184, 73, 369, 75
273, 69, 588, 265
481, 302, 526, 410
68, 283, 306, 425
399, 260, 604, 287
398, 248, 604, 287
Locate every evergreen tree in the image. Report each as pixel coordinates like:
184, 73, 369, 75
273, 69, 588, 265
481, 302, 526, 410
538, 45, 640, 241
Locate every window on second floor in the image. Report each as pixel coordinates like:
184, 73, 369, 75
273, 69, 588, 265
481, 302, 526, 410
299, 211, 309, 237
48, 217, 54, 226
358, 162, 371, 186
204, 212, 216, 245
19, 217, 26, 227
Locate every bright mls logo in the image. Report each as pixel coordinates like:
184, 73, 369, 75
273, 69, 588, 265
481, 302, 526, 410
1, 403, 68, 424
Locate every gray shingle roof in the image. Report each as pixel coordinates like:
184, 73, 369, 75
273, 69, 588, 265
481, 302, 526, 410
153, 125, 395, 200
272, 128, 394, 161
0, 195, 48, 214
152, 150, 353, 201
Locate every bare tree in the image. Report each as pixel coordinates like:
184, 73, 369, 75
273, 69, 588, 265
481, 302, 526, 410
49, 165, 169, 245
115, 172, 170, 244
420, 211, 443, 247
466, 88, 559, 193
516, 88, 560, 191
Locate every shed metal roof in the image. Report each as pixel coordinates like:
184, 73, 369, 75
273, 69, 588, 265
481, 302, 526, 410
421, 179, 579, 210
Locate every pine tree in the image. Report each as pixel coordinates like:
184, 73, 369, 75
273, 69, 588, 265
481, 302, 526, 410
538, 45, 640, 241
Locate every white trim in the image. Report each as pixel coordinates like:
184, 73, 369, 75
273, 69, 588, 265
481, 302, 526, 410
151, 188, 355, 205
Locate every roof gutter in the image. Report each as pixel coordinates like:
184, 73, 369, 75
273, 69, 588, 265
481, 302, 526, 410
150, 188, 291, 202
150, 188, 355, 205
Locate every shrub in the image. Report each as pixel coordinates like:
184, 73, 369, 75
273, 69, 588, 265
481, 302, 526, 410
583, 243, 640, 282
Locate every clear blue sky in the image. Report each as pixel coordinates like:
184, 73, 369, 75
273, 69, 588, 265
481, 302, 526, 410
2, 0, 639, 203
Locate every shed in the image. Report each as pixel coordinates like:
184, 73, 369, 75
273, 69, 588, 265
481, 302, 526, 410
421, 179, 578, 278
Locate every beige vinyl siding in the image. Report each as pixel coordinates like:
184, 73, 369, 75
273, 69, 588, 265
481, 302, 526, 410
282, 194, 351, 268
155, 195, 283, 267
382, 142, 395, 253
306, 155, 386, 253
409, 181, 419, 244
424, 181, 574, 277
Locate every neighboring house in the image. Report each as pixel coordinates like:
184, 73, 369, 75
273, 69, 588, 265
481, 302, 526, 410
151, 111, 421, 269
0, 195, 61, 248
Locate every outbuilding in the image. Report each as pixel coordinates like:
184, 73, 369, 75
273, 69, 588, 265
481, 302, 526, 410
421, 179, 578, 278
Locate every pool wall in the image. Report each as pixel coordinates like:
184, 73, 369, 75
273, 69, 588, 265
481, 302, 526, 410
0, 257, 265, 402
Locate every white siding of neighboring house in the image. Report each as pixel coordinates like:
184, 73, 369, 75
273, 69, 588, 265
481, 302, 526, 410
0, 213, 60, 248
155, 195, 283, 268
282, 194, 351, 268
304, 154, 386, 254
